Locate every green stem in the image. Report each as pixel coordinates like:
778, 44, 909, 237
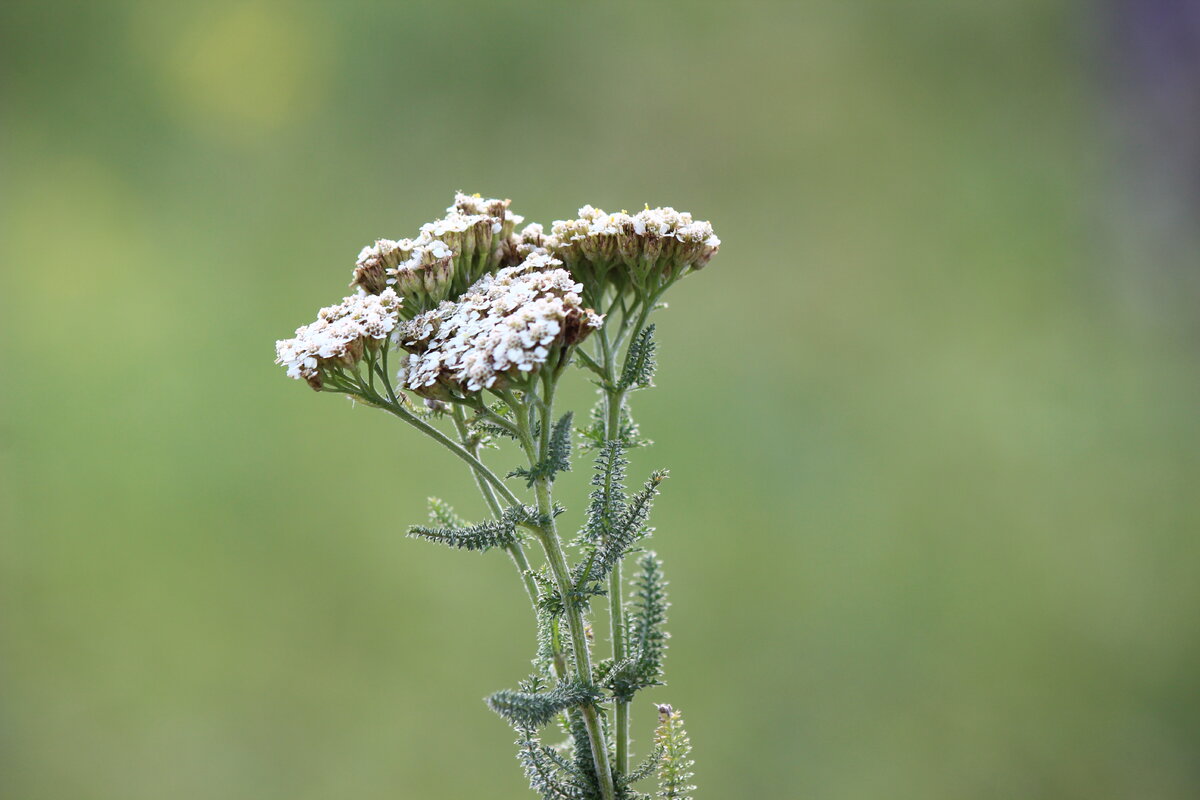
515, 377, 617, 800
574, 347, 605, 377
613, 285, 665, 353
603, 285, 664, 775
372, 395, 523, 509
449, 405, 540, 613
605, 385, 630, 775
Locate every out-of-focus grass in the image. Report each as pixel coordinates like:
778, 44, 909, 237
2, 2, 1198, 798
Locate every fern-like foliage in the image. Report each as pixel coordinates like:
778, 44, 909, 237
407, 503, 533, 552
629, 553, 669, 683
534, 567, 606, 617
653, 705, 695, 800
578, 440, 629, 545
615, 743, 665, 800
511, 412, 575, 486
517, 723, 594, 800
407, 519, 516, 552
618, 324, 657, 391
576, 468, 668, 590
607, 553, 670, 701
488, 678, 599, 729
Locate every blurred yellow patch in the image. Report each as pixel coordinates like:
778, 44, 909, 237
151, 4, 326, 140
6, 156, 148, 299
3, 151, 172, 356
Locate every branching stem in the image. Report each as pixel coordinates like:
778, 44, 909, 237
512, 371, 617, 800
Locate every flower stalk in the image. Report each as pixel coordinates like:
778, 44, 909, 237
273, 193, 717, 800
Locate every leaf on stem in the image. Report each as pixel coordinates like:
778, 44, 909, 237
509, 411, 575, 486
607, 552, 670, 701
487, 679, 599, 729
408, 503, 533, 552
516, 724, 591, 800
618, 324, 657, 392
575, 466, 668, 589
623, 742, 666, 787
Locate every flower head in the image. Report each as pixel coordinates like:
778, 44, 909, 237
350, 193, 528, 310
450, 191, 524, 239
397, 254, 602, 395
275, 289, 402, 390
352, 238, 415, 294
549, 205, 720, 298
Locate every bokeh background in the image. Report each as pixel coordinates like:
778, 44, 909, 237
3, 2, 1199, 798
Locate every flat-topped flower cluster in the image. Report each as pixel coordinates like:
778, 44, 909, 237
275, 288, 402, 389
547, 205, 720, 296
351, 193, 525, 305
275, 192, 719, 397
399, 255, 603, 394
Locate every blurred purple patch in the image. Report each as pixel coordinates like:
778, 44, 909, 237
1109, 0, 1200, 211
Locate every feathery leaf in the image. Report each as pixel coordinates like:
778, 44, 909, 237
628, 552, 670, 686
510, 411, 575, 486
624, 743, 667, 787
408, 503, 534, 552
516, 725, 590, 800
578, 470, 667, 589
487, 680, 599, 729
606, 552, 670, 701
407, 518, 517, 552
618, 324, 657, 391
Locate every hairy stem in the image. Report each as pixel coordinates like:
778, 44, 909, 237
605, 385, 630, 774
514, 376, 617, 800
372, 394, 524, 509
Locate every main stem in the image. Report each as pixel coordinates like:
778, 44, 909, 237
515, 377, 617, 800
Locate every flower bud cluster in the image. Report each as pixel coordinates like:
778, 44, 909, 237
450, 191, 524, 240
548, 205, 720, 297
275, 289, 402, 390
397, 254, 603, 395
350, 193, 526, 313
511, 222, 552, 260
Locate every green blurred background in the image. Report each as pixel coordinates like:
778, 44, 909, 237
3, 2, 1199, 798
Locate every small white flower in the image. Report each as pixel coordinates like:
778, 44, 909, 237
396, 255, 602, 395
275, 289, 402, 388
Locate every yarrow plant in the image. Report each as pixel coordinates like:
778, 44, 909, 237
275, 192, 719, 800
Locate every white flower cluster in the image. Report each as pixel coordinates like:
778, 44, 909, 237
398, 254, 603, 394
547, 205, 721, 285
450, 191, 524, 232
275, 289, 402, 389
512, 222, 551, 259
350, 193, 526, 304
